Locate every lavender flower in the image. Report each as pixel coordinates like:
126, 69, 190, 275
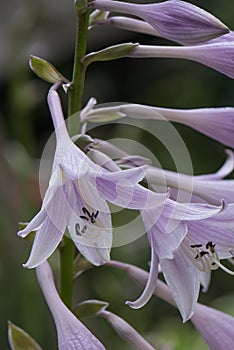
18, 84, 167, 268
127, 43, 234, 79
147, 149, 234, 205
128, 197, 230, 321
36, 261, 106, 350
82, 103, 234, 148
92, 0, 229, 45
108, 260, 234, 349
82, 146, 227, 320
191, 303, 234, 350
126, 156, 234, 320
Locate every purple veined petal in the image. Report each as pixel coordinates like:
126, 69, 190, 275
128, 43, 234, 79
86, 103, 234, 148
36, 261, 106, 350
17, 169, 63, 238
192, 180, 234, 205
141, 209, 188, 259
206, 203, 234, 228
23, 215, 66, 268
195, 149, 234, 180
160, 246, 200, 322
191, 303, 234, 350
126, 234, 158, 309
23, 186, 68, 268
145, 106, 234, 148
163, 199, 224, 221
17, 208, 46, 238
66, 179, 112, 266
96, 174, 168, 210
93, 0, 229, 45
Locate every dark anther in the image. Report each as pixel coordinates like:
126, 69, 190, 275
81, 225, 87, 233
75, 223, 82, 236
211, 262, 216, 266
80, 215, 89, 221
200, 251, 209, 257
190, 244, 202, 248
94, 211, 99, 218
206, 241, 216, 252
82, 207, 91, 216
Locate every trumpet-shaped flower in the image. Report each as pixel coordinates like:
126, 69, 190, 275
147, 149, 234, 205
81, 102, 234, 148
127, 42, 234, 79
18, 84, 168, 268
82, 146, 227, 320
92, 0, 229, 45
124, 154, 234, 320
108, 259, 234, 349
36, 261, 106, 350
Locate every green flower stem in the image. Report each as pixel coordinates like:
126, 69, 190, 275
68, 6, 90, 119
60, 235, 75, 308
60, 3, 90, 308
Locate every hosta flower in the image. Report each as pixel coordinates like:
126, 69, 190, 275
18, 84, 167, 268
125, 155, 234, 320
108, 259, 234, 349
127, 43, 234, 79
92, 0, 229, 45
82, 146, 227, 320
126, 198, 229, 320
147, 149, 234, 205
81, 102, 234, 148
36, 261, 106, 350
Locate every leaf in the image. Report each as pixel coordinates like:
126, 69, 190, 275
8, 321, 43, 350
73, 300, 108, 319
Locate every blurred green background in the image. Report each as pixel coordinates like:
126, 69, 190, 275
0, 0, 234, 349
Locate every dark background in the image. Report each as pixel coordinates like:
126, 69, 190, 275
0, 0, 234, 349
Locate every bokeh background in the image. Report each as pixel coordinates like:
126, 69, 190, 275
1, 0, 234, 349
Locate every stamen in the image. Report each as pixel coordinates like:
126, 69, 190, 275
190, 244, 202, 248
211, 260, 234, 276
80, 215, 89, 221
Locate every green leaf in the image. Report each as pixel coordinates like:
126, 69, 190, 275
8, 321, 43, 350
29, 56, 69, 84
83, 43, 139, 66
73, 300, 109, 319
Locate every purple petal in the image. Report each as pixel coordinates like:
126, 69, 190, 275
36, 261, 106, 349
191, 303, 234, 350
129, 43, 234, 79
96, 175, 168, 210
160, 247, 200, 322
142, 209, 188, 259
17, 209, 46, 238
23, 215, 65, 268
163, 199, 224, 221
93, 0, 229, 45
150, 107, 234, 148
126, 235, 158, 309
23, 187, 68, 268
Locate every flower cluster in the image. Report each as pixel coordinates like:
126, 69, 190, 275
16, 1, 234, 349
